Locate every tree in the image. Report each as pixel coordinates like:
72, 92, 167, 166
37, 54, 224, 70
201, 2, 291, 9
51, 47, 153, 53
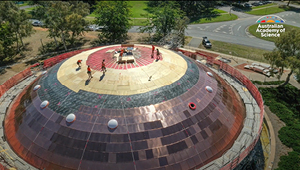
0, 21, 15, 61
287, 0, 291, 6
177, 1, 218, 18
264, 29, 300, 86
38, 1, 90, 50
174, 16, 190, 47
0, 1, 34, 51
13, 10, 34, 49
94, 1, 131, 44
139, 2, 185, 41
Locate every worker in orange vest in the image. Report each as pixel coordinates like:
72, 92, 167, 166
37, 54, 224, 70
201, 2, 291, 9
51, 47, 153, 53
151, 45, 155, 58
101, 59, 107, 72
87, 65, 93, 79
77, 60, 82, 67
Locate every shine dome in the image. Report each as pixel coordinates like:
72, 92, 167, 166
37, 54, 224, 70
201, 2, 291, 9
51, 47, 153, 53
5, 45, 246, 170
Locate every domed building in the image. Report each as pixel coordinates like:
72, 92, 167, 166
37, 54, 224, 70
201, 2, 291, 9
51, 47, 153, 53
4, 45, 261, 170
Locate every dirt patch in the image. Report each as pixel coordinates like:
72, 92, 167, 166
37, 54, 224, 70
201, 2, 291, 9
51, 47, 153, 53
127, 33, 151, 43
33, 27, 48, 32
264, 106, 293, 169
0, 63, 28, 85
84, 31, 99, 39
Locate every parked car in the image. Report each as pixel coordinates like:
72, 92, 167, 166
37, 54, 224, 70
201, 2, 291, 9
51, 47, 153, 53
244, 3, 252, 8
218, 58, 231, 63
262, 1, 271, 4
29, 19, 45, 27
294, 75, 299, 81
270, 68, 278, 74
85, 25, 104, 31
252, 2, 260, 6
32, 21, 45, 27
216, 2, 225, 6
202, 37, 212, 48
258, 2, 264, 5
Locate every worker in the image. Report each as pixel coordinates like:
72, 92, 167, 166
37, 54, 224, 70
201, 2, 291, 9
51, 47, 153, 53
101, 59, 107, 72
156, 48, 160, 60
87, 65, 93, 79
77, 60, 82, 67
151, 45, 155, 58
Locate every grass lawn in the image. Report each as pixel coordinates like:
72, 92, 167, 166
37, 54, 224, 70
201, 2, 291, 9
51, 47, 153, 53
245, 5, 296, 15
130, 18, 148, 26
87, 12, 97, 18
87, 1, 149, 25
191, 14, 238, 24
252, 3, 277, 9
213, 9, 227, 13
128, 1, 149, 18
185, 36, 193, 45
24, 6, 36, 12
197, 40, 269, 62
17, 2, 29, 7
84, 17, 96, 23
249, 24, 300, 42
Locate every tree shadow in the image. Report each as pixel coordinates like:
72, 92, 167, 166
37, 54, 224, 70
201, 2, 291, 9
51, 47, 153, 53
38, 37, 90, 55
0, 68, 7, 75
279, 5, 300, 13
232, 6, 252, 12
26, 59, 44, 68
68, 37, 89, 49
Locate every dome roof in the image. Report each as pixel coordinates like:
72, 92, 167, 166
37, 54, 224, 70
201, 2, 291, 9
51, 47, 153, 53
5, 45, 245, 170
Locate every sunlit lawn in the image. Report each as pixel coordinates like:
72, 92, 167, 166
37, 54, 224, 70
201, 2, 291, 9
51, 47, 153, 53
246, 5, 292, 15
191, 14, 238, 24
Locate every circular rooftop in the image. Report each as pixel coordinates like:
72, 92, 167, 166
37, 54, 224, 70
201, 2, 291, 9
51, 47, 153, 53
5, 44, 246, 170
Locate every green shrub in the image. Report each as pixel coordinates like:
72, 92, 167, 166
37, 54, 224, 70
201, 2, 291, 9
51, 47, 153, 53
278, 124, 300, 152
276, 151, 300, 170
260, 85, 300, 170
268, 101, 295, 125
252, 80, 285, 85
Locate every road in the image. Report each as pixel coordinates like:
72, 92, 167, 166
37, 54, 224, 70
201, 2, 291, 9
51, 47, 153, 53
129, 4, 300, 51
21, 3, 300, 51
